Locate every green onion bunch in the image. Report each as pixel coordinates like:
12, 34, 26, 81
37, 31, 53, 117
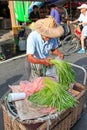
29, 77, 77, 111
29, 59, 77, 112
50, 59, 76, 90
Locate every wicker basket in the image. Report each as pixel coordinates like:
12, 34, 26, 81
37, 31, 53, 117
70, 82, 86, 127
1, 83, 86, 130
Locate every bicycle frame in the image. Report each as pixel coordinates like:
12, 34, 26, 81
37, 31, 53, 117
58, 23, 70, 45
62, 22, 81, 55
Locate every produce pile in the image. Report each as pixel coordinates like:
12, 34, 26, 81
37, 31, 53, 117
29, 59, 78, 112
50, 59, 75, 90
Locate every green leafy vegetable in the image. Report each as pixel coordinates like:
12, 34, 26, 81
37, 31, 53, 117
29, 77, 77, 111
29, 59, 77, 112
50, 59, 75, 90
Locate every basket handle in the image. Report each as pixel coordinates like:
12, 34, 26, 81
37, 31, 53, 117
68, 63, 87, 86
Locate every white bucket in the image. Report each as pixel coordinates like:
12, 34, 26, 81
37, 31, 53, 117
19, 39, 26, 51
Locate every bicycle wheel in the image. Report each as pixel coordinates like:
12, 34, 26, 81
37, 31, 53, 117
62, 34, 80, 55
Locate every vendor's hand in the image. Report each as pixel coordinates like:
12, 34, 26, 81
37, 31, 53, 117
58, 53, 64, 59
43, 57, 53, 66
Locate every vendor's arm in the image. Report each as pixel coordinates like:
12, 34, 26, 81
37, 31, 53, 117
28, 54, 52, 66
52, 48, 64, 59
50, 38, 64, 59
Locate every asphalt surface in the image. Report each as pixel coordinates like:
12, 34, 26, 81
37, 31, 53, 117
64, 53, 87, 130
0, 48, 87, 130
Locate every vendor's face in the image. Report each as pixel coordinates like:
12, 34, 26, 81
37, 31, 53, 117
42, 35, 51, 41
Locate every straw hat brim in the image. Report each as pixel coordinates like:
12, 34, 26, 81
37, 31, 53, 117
34, 18, 64, 38
34, 25, 64, 38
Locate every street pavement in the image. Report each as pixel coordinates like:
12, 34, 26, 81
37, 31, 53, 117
64, 53, 87, 130
0, 49, 87, 130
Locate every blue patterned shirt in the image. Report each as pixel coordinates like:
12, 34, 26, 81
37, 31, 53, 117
27, 31, 58, 59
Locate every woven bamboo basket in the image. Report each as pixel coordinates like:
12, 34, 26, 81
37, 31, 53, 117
1, 82, 86, 130
70, 82, 86, 127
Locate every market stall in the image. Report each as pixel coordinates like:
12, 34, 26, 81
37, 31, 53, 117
1, 60, 87, 130
1, 1, 87, 130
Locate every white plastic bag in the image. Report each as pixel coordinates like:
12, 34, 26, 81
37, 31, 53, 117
46, 65, 58, 81
46, 57, 61, 81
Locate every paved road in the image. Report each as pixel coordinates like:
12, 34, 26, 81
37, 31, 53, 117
0, 55, 27, 130
64, 53, 87, 130
0, 51, 87, 130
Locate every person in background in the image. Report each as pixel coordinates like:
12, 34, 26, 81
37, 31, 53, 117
39, 5, 51, 19
39, 5, 46, 18
50, 4, 61, 24
71, 4, 87, 53
50, 4, 62, 47
29, 5, 40, 22
45, 5, 51, 16
60, 7, 69, 22
25, 16, 64, 80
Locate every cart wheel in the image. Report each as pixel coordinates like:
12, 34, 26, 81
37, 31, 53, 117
62, 34, 80, 55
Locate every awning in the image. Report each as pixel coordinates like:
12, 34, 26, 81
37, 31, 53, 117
44, 0, 69, 5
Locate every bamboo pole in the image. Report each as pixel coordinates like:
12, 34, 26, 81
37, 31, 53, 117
8, 1, 17, 29
8, 1, 18, 53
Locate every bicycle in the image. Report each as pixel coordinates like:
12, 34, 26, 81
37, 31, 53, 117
61, 22, 83, 55
58, 22, 70, 45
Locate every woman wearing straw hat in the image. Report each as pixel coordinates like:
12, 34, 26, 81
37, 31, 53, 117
71, 4, 87, 53
25, 16, 64, 80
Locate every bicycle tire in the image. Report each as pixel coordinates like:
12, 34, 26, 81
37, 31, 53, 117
62, 34, 80, 55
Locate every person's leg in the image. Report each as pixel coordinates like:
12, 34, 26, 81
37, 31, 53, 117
81, 33, 85, 50
78, 32, 85, 53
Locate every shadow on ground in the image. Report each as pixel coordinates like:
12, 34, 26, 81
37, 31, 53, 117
0, 74, 23, 99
